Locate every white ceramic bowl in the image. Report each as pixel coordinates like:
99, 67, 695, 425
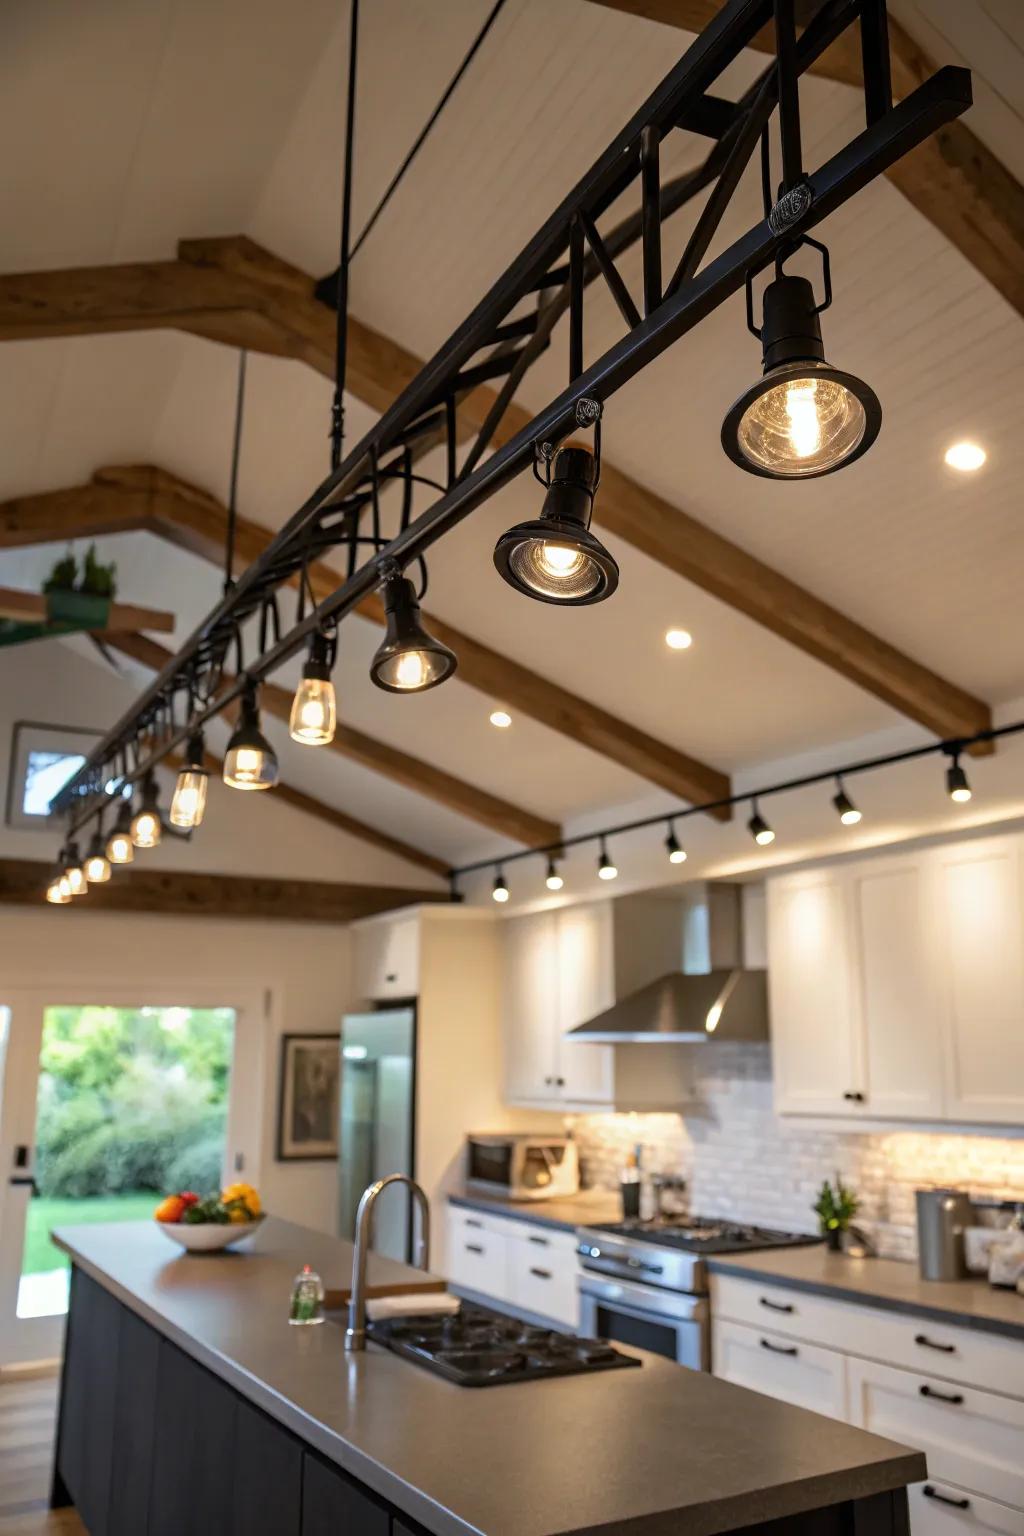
156, 1218, 262, 1253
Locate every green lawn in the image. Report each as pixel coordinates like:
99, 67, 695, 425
23, 1192, 156, 1275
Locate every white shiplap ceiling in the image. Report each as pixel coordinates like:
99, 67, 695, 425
1, 0, 1022, 902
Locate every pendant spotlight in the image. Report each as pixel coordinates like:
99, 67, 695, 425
545, 857, 564, 892
832, 778, 862, 826
130, 773, 164, 848
370, 570, 457, 694
106, 800, 135, 865
665, 823, 687, 865
492, 869, 510, 904
748, 800, 775, 847
224, 684, 279, 791
290, 631, 337, 744
946, 751, 972, 804
598, 840, 618, 881
170, 733, 210, 829
46, 863, 71, 904
63, 842, 88, 896
84, 829, 112, 884
494, 444, 618, 605
723, 244, 881, 480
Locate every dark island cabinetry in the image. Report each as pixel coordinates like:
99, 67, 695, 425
54, 1267, 424, 1536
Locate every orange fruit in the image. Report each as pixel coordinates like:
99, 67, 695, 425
155, 1195, 186, 1224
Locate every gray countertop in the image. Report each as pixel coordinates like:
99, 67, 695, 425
708, 1246, 1024, 1342
54, 1217, 924, 1536
448, 1188, 623, 1231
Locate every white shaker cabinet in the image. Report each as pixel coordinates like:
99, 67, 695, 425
352, 913, 420, 1000
554, 902, 614, 1105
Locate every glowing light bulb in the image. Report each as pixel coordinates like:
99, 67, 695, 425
85, 853, 111, 884
490, 710, 512, 729
47, 878, 70, 905
785, 379, 822, 459
944, 441, 985, 472
107, 831, 134, 865
492, 873, 509, 903
289, 677, 336, 745
665, 629, 692, 651
131, 810, 161, 849
394, 650, 429, 690
538, 543, 584, 577
545, 859, 563, 892
170, 771, 208, 829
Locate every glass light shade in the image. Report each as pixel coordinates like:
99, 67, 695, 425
131, 807, 162, 849
170, 768, 209, 828
289, 676, 337, 745
65, 854, 87, 896
727, 361, 877, 478
85, 851, 111, 884
47, 877, 70, 905
370, 578, 457, 695
224, 691, 278, 790
107, 828, 134, 864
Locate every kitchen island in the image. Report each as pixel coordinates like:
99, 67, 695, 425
52, 1219, 924, 1536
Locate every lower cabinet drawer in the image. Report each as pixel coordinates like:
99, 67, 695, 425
445, 1210, 511, 1302
712, 1318, 848, 1421
507, 1238, 578, 1329
908, 1480, 1024, 1536
849, 1357, 1024, 1511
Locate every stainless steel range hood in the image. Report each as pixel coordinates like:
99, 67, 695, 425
567, 882, 769, 1044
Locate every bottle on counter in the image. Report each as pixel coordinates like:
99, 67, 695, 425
621, 1148, 642, 1220
289, 1263, 325, 1325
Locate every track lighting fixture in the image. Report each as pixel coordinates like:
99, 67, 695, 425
106, 801, 135, 865
665, 824, 687, 865
46, 863, 71, 904
370, 573, 457, 694
84, 830, 112, 884
224, 684, 278, 791
170, 733, 210, 828
492, 870, 509, 904
832, 779, 862, 826
748, 801, 775, 847
493, 445, 618, 605
545, 857, 564, 892
290, 632, 337, 744
946, 752, 972, 804
131, 773, 164, 848
723, 261, 881, 480
63, 842, 88, 896
597, 840, 618, 881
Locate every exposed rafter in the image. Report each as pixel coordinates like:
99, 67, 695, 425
0, 467, 734, 810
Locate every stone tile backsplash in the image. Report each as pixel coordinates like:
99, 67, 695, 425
567, 1044, 1024, 1261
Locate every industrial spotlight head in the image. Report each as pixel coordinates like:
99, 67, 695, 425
946, 751, 972, 804
130, 771, 164, 846
106, 798, 135, 865
224, 685, 278, 791
665, 824, 687, 865
84, 829, 112, 884
63, 841, 88, 895
492, 869, 510, 904
493, 445, 618, 605
747, 800, 775, 847
832, 778, 862, 826
545, 857, 564, 892
722, 259, 881, 479
170, 732, 210, 828
370, 574, 457, 694
46, 863, 72, 904
290, 631, 337, 744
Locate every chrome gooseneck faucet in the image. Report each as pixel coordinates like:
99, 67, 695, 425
345, 1174, 431, 1353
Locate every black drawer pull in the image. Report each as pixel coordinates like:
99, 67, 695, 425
464, 1217, 484, 1229
528, 1234, 550, 1247
465, 1243, 485, 1255
920, 1384, 963, 1405
923, 1486, 970, 1510
759, 1297, 795, 1313
842, 1090, 865, 1102
760, 1339, 798, 1356
529, 1267, 553, 1280
915, 1333, 955, 1353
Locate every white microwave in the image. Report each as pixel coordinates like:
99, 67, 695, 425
465, 1133, 579, 1201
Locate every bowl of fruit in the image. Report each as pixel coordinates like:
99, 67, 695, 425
154, 1183, 264, 1252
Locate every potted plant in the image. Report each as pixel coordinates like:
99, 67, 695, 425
813, 1173, 859, 1252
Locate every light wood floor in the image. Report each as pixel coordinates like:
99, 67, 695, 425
0, 1377, 84, 1535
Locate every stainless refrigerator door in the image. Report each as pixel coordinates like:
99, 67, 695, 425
338, 1009, 415, 1262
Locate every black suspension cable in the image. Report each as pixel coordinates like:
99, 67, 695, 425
224, 348, 248, 594
349, 0, 509, 263
332, 0, 361, 473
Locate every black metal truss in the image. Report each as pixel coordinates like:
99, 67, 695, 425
54, 0, 971, 837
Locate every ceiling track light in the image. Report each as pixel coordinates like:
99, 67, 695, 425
832, 778, 862, 826
370, 568, 457, 694
722, 241, 881, 480
492, 869, 509, 904
171, 732, 210, 829
545, 856, 564, 892
748, 800, 775, 847
130, 771, 164, 848
598, 840, 618, 881
46, 861, 72, 904
665, 823, 687, 865
946, 751, 972, 804
494, 440, 618, 605
106, 799, 135, 865
224, 683, 279, 791
63, 841, 88, 896
84, 826, 112, 885
290, 630, 338, 745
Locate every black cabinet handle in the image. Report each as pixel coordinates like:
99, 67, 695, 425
915, 1333, 955, 1353
760, 1339, 798, 1356
920, 1384, 964, 1405
842, 1091, 865, 1102
543, 1075, 552, 1086
385, 972, 398, 983
465, 1243, 485, 1255
555, 1076, 565, 1087
528, 1234, 549, 1247
759, 1297, 795, 1314
923, 1486, 970, 1510
464, 1217, 484, 1229
529, 1267, 552, 1280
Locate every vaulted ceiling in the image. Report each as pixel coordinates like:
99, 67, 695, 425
1, 0, 1023, 905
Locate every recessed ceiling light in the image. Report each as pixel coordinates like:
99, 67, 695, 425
489, 709, 512, 729
944, 441, 986, 472
665, 628, 692, 651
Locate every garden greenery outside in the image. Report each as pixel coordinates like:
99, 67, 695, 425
25, 1004, 235, 1280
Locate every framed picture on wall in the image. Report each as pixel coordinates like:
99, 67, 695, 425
276, 1033, 341, 1161
6, 720, 103, 832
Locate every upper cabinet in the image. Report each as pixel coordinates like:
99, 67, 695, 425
352, 914, 420, 1000
768, 832, 1024, 1126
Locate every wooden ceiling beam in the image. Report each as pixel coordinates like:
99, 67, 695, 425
584, 1, 1024, 319
104, 631, 561, 850
0, 466, 733, 811
0, 585, 173, 633
0, 858, 447, 923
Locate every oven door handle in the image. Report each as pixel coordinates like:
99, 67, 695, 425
578, 1273, 707, 1324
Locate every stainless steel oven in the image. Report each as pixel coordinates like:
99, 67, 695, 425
577, 1272, 707, 1370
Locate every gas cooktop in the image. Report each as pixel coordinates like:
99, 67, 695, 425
582, 1215, 821, 1255
366, 1302, 641, 1387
